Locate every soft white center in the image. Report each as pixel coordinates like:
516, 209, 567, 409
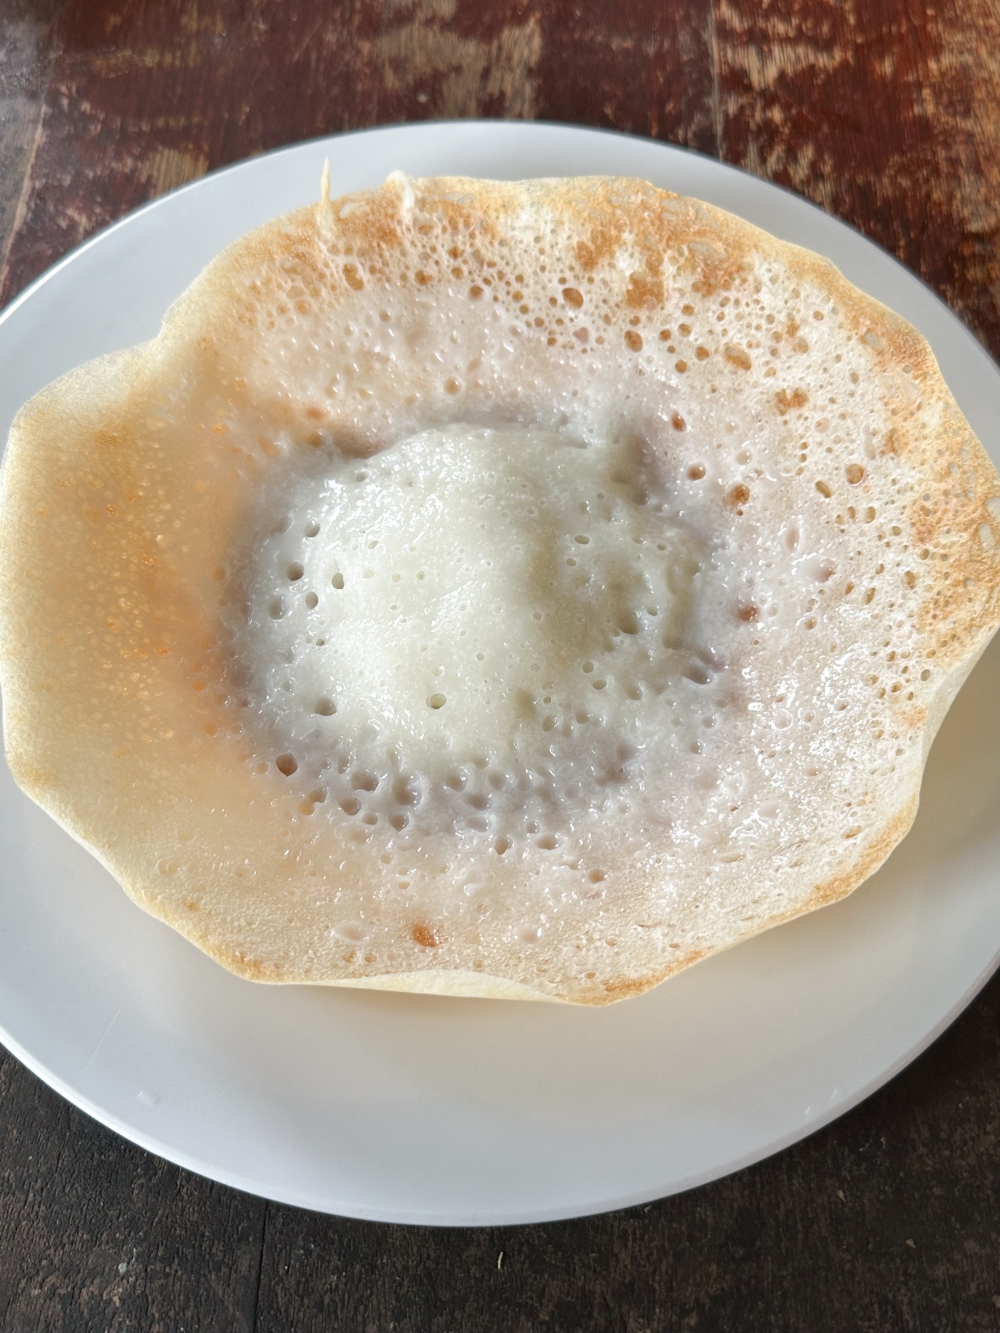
247, 424, 704, 773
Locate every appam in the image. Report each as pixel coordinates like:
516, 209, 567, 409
1, 174, 998, 1005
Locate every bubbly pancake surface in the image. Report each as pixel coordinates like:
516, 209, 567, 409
2, 175, 1000, 1003
238, 422, 708, 833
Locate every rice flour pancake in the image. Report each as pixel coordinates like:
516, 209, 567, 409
2, 174, 999, 1005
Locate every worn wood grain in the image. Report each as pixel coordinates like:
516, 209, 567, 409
0, 0, 64, 281
716, 0, 1000, 359
2, 0, 1000, 1329
375, 0, 717, 149
0, 0, 722, 307
0, 1045, 265, 1333
0, 0, 384, 307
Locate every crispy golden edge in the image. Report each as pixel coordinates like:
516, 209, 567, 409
2, 176, 999, 1005
173, 789, 919, 1007
0, 346, 148, 797
153, 172, 1000, 671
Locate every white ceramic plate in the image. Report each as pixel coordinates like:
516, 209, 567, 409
2, 122, 1000, 1227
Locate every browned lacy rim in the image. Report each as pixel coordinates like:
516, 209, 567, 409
1, 173, 999, 1004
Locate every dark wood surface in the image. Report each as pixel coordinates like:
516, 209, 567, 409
3, 1, 1000, 1328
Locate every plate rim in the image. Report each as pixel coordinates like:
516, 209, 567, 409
2, 119, 999, 1226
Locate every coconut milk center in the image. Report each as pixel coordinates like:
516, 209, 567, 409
245, 424, 706, 779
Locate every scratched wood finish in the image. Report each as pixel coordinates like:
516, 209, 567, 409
3, 1, 1000, 1329
0, 0, 718, 308
716, 0, 1000, 362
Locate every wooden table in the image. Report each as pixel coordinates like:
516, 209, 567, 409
3, 2, 1000, 1328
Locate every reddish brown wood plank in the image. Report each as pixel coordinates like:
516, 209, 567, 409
716, 0, 1000, 358
0, 1046, 264, 1333
0, 0, 384, 306
374, 0, 717, 152
0, 0, 720, 309
0, 0, 65, 279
